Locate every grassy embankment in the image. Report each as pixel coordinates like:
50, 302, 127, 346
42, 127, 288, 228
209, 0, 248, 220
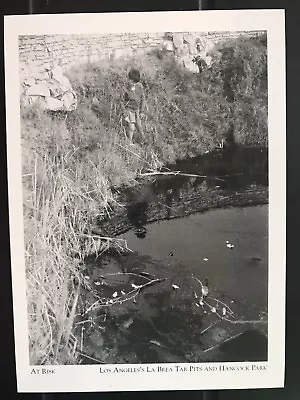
21, 36, 267, 364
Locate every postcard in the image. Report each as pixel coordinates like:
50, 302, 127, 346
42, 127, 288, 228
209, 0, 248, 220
4, 9, 286, 392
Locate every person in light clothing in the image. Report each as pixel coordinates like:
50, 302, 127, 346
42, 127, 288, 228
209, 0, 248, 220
122, 68, 145, 143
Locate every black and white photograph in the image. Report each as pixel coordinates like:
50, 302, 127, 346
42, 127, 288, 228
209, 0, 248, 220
4, 10, 285, 392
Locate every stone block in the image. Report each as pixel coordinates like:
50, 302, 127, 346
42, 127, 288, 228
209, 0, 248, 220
27, 63, 40, 76
172, 33, 184, 50
43, 96, 64, 111
27, 83, 50, 97
163, 39, 174, 51
23, 77, 36, 87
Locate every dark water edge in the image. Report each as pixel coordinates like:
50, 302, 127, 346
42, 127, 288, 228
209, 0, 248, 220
99, 146, 268, 238
75, 146, 268, 365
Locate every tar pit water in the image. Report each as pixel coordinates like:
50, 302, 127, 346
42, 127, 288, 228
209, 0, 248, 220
78, 147, 268, 365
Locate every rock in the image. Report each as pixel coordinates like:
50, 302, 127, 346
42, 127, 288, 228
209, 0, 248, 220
23, 77, 36, 87
172, 33, 184, 51
162, 39, 174, 51
27, 83, 50, 97
172, 33, 187, 58
183, 33, 198, 55
21, 64, 78, 112
27, 63, 40, 76
197, 37, 215, 54
202, 54, 213, 67
51, 65, 63, 78
52, 66, 72, 92
181, 56, 199, 73
42, 96, 64, 111
61, 91, 77, 111
194, 37, 215, 69
46, 80, 62, 97
27, 95, 43, 106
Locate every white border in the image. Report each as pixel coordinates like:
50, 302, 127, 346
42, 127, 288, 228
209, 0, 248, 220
4, 10, 286, 392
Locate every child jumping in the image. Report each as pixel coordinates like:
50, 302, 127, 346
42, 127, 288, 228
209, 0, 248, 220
122, 68, 145, 143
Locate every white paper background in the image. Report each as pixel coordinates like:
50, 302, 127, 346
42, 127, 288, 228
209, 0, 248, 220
4, 9, 286, 392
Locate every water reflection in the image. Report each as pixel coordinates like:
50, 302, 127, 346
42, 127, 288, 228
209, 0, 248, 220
99, 146, 268, 239
127, 201, 148, 239
123, 147, 268, 238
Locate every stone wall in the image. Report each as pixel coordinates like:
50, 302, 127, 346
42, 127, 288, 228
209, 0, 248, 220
19, 30, 263, 83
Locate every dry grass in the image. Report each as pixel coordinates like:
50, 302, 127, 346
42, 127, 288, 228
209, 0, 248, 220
23, 154, 112, 364
22, 111, 137, 364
